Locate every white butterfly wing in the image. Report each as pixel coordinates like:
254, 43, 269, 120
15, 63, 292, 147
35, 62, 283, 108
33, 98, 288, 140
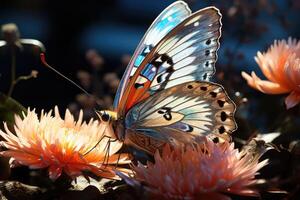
113, 1, 191, 109
124, 81, 237, 154
150, 7, 222, 91
118, 7, 222, 113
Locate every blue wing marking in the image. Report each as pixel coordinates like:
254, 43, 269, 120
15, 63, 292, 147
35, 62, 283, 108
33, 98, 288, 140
113, 1, 191, 110
141, 64, 157, 81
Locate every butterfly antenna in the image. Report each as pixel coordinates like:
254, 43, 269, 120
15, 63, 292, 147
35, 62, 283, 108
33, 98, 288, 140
40, 53, 92, 98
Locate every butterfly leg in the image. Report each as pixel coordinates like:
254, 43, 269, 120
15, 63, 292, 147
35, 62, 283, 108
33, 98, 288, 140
102, 136, 119, 167
114, 149, 122, 169
83, 134, 116, 156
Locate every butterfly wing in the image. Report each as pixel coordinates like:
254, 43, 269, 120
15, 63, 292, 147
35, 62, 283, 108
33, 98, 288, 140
124, 81, 237, 154
117, 7, 222, 115
113, 1, 191, 110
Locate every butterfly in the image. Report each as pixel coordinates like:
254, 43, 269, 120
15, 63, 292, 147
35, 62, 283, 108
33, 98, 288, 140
98, 1, 237, 154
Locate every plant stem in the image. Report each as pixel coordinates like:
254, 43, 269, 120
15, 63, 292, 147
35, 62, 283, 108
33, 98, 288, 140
7, 48, 16, 97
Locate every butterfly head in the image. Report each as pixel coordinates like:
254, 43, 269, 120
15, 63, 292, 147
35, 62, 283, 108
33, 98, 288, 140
97, 110, 117, 123
96, 110, 126, 141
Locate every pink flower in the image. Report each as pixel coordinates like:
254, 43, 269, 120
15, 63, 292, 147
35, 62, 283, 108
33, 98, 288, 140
119, 139, 267, 200
242, 38, 300, 109
0, 107, 130, 180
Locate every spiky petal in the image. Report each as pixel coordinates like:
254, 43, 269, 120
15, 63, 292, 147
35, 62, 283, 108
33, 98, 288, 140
0, 107, 131, 180
119, 138, 267, 200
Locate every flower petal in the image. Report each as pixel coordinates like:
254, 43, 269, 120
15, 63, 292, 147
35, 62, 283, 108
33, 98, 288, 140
255, 51, 277, 83
49, 165, 62, 180
284, 55, 300, 88
285, 90, 300, 109
0, 107, 131, 180
121, 138, 266, 199
243, 38, 300, 110
241, 71, 289, 94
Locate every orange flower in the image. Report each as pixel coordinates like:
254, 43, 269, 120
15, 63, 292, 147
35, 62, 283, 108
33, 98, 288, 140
119, 139, 267, 200
0, 107, 130, 180
242, 38, 300, 109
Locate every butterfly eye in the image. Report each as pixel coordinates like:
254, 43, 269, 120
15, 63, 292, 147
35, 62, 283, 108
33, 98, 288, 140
98, 111, 111, 122
101, 113, 110, 122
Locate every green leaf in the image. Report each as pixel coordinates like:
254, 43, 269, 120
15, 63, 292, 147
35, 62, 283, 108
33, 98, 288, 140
0, 93, 26, 127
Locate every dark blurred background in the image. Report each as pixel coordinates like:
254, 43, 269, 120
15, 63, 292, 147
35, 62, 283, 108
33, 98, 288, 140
1, 2, 300, 198
0, 0, 299, 116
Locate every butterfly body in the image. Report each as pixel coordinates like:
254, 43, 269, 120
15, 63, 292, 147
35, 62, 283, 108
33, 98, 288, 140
98, 1, 237, 154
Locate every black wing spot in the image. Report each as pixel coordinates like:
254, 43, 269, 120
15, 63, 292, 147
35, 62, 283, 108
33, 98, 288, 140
157, 75, 163, 83
157, 67, 174, 84
186, 125, 193, 132
151, 54, 174, 67
161, 54, 174, 65
200, 86, 207, 91
205, 61, 209, 67
161, 54, 169, 62
219, 126, 225, 134
205, 50, 210, 56
167, 59, 174, 65
187, 85, 193, 89
203, 73, 208, 80
151, 56, 163, 67
157, 110, 164, 114
210, 91, 217, 98
166, 66, 174, 73
163, 113, 172, 121
220, 111, 227, 121
217, 100, 225, 107
206, 39, 211, 45
134, 83, 144, 89
212, 137, 219, 143
158, 107, 173, 121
